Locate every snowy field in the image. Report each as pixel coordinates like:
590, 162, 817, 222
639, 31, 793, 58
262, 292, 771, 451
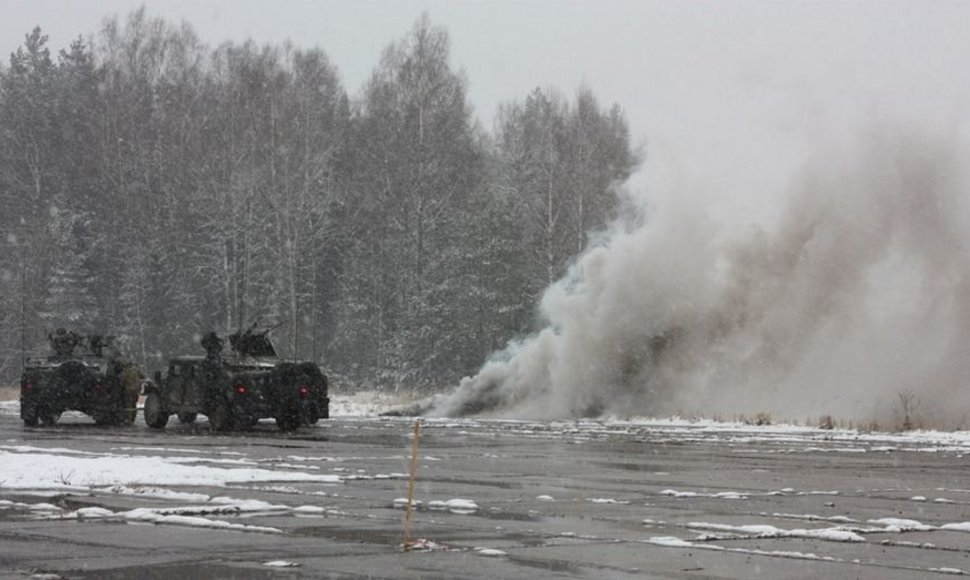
3, 396, 970, 578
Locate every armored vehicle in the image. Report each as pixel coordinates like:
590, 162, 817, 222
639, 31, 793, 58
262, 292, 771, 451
20, 329, 143, 427
144, 325, 329, 432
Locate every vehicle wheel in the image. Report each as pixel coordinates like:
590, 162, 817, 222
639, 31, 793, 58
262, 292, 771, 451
276, 412, 300, 432
305, 403, 320, 425
209, 398, 233, 431
178, 412, 197, 424
144, 392, 169, 429
40, 410, 60, 427
22, 408, 38, 427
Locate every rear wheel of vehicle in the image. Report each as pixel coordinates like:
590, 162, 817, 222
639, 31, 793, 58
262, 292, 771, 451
209, 398, 233, 431
305, 403, 320, 425
276, 412, 299, 432
178, 412, 197, 424
40, 410, 60, 427
144, 392, 169, 429
22, 408, 38, 427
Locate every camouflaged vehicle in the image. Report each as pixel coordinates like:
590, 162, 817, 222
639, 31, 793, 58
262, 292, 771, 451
20, 330, 143, 427
143, 325, 329, 432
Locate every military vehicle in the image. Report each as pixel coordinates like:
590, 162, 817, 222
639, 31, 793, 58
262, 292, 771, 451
143, 325, 329, 432
19, 329, 143, 427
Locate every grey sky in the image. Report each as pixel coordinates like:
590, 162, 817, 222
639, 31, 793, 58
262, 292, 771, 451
3, 1, 969, 223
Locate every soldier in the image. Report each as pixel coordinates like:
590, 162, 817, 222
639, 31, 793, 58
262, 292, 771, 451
50, 328, 79, 357
201, 331, 224, 363
119, 360, 144, 422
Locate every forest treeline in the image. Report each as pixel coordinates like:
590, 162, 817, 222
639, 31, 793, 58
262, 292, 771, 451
0, 10, 638, 390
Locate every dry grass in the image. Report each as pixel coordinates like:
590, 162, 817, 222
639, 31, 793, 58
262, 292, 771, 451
0, 386, 17, 402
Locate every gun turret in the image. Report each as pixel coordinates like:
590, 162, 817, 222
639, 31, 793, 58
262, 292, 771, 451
228, 322, 281, 358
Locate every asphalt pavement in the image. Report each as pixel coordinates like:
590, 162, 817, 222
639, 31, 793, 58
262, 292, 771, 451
2, 409, 970, 579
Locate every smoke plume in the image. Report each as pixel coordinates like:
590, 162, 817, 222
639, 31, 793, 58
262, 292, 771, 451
431, 127, 970, 426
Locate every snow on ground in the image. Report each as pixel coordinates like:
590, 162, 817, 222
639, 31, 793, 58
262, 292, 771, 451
5, 392, 970, 452
329, 391, 413, 416
687, 522, 866, 542
0, 391, 401, 419
0, 447, 341, 490
262, 561, 300, 567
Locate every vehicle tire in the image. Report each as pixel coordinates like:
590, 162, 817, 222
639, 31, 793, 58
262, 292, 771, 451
209, 398, 233, 431
22, 408, 38, 427
144, 392, 169, 429
40, 410, 60, 427
178, 412, 197, 424
305, 403, 320, 425
276, 412, 300, 432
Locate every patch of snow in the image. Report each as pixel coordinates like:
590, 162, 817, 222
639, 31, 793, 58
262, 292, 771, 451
207, 497, 287, 511
262, 561, 300, 567
445, 499, 478, 514
75, 507, 115, 518
659, 488, 746, 499
124, 508, 283, 534
97, 485, 210, 503
26, 502, 60, 511
536, 495, 555, 501
474, 547, 507, 557
659, 489, 698, 498
868, 518, 933, 532
0, 450, 342, 489
648, 536, 698, 548
393, 498, 422, 509
687, 522, 865, 542
330, 392, 404, 417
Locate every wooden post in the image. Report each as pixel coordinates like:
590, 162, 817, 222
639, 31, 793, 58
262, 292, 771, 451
403, 419, 422, 550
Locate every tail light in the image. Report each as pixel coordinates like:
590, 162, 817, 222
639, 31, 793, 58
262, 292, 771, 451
21, 383, 32, 393
235, 384, 247, 395
298, 385, 310, 399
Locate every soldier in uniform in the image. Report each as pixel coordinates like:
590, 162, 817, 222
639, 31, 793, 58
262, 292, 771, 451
119, 360, 144, 424
50, 328, 79, 357
201, 331, 224, 363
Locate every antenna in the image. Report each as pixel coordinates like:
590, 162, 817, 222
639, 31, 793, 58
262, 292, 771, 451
20, 240, 26, 372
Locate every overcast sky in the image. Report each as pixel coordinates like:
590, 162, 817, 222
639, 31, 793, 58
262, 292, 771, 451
3, 1, 969, 224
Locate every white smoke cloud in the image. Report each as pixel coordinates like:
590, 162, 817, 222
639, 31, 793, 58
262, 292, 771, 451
432, 125, 970, 426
